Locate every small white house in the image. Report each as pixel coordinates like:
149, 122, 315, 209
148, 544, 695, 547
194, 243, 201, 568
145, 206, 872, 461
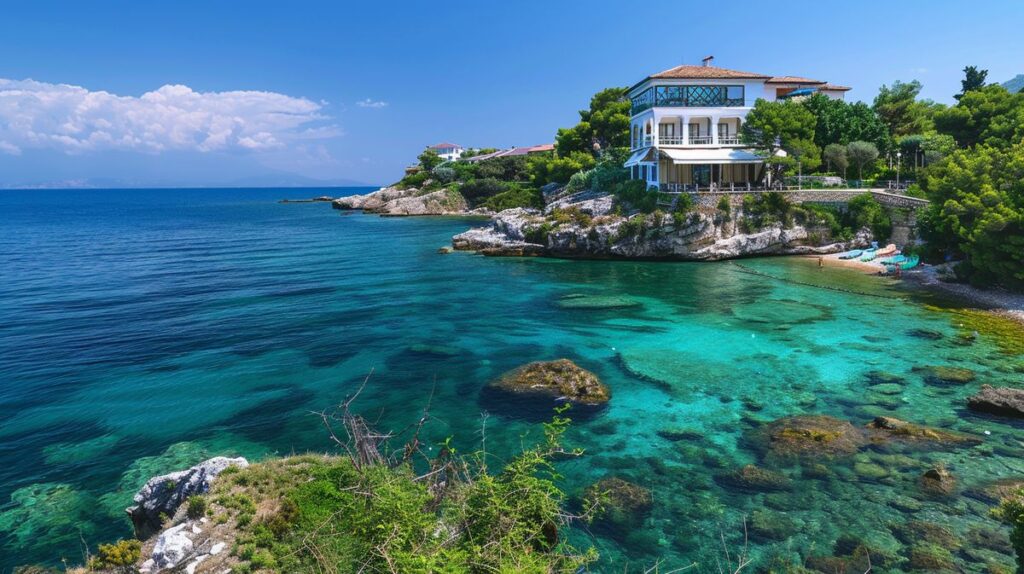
625, 57, 851, 191
426, 142, 464, 161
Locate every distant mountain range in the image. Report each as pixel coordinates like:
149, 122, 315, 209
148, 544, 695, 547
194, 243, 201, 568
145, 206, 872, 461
1002, 75, 1024, 93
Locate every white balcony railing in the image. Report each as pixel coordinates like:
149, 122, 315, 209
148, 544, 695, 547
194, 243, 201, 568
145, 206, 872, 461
636, 135, 744, 149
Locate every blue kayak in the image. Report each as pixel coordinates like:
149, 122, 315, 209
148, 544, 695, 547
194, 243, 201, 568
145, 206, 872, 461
838, 249, 864, 260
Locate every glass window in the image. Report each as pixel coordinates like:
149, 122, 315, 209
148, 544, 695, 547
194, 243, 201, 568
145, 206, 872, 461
726, 85, 745, 105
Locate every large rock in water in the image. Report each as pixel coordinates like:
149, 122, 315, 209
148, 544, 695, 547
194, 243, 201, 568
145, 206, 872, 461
485, 359, 610, 410
333, 185, 473, 216
967, 385, 1024, 418
127, 456, 247, 538
581, 477, 653, 534
753, 415, 866, 461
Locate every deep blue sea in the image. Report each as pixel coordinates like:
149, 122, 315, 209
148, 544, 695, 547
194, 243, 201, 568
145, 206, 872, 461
1, 187, 1022, 572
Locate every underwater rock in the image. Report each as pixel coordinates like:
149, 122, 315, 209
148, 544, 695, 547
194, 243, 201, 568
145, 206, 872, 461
485, 359, 609, 408
914, 365, 977, 386
907, 328, 945, 340
732, 299, 827, 325
918, 466, 957, 497
556, 294, 643, 310
582, 477, 653, 533
893, 519, 962, 548
754, 415, 866, 461
657, 427, 704, 442
967, 385, 1024, 418
870, 383, 904, 396
907, 543, 956, 571
406, 343, 461, 357
965, 525, 1013, 554
887, 495, 923, 513
964, 478, 1024, 504
749, 508, 798, 542
715, 464, 792, 492
865, 416, 982, 447
866, 370, 906, 386
0, 483, 95, 549
128, 456, 248, 539
853, 461, 889, 480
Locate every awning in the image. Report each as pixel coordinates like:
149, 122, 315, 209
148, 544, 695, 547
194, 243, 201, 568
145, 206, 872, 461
659, 148, 764, 165
624, 148, 656, 167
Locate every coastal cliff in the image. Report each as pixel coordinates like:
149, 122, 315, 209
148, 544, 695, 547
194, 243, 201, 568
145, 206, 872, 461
452, 192, 872, 260
333, 185, 490, 216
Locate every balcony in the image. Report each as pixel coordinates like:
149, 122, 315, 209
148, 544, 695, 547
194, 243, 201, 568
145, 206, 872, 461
640, 135, 744, 148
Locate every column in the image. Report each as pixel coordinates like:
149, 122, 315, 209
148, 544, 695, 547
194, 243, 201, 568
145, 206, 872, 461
681, 116, 690, 146
711, 116, 720, 146
650, 116, 658, 147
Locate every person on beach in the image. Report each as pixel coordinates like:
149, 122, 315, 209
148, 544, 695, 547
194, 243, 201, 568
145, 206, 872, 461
818, 257, 824, 269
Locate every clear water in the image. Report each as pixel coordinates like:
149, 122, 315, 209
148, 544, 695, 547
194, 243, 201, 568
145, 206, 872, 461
1, 188, 1022, 571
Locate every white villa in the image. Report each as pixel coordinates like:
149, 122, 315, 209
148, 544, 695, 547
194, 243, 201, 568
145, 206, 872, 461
625, 57, 850, 191
427, 142, 465, 161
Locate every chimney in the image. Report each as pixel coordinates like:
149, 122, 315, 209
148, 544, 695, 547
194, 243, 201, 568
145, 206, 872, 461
702, 55, 714, 67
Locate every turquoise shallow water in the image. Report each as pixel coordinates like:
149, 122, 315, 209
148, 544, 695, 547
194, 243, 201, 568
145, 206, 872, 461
1, 188, 1023, 571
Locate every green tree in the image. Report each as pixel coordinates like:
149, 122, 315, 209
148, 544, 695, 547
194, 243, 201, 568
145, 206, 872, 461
741, 99, 819, 182
846, 141, 879, 180
823, 143, 849, 176
417, 149, 443, 171
920, 142, 1024, 288
554, 87, 631, 157
934, 84, 1024, 149
956, 65, 989, 101
802, 93, 890, 153
527, 151, 596, 185
873, 80, 934, 137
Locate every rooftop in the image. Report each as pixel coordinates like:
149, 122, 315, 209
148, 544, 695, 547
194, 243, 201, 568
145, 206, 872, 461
427, 142, 461, 149
648, 64, 771, 81
766, 76, 826, 85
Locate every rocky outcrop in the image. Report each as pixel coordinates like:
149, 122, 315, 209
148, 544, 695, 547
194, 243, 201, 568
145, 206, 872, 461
486, 359, 610, 408
139, 517, 231, 574
452, 192, 871, 261
967, 385, 1024, 418
715, 464, 793, 492
753, 415, 866, 461
581, 477, 653, 533
127, 457, 248, 539
865, 416, 982, 447
333, 185, 481, 216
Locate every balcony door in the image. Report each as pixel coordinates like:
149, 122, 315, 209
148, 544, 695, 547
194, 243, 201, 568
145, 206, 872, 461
718, 124, 730, 139
659, 123, 676, 142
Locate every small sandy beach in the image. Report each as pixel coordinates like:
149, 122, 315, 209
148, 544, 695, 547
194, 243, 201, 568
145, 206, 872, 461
804, 253, 1024, 327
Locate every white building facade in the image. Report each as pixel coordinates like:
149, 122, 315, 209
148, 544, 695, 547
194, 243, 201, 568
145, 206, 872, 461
625, 59, 849, 191
427, 142, 464, 161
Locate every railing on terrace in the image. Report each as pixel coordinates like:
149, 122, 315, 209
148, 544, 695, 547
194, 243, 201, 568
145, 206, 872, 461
636, 135, 743, 148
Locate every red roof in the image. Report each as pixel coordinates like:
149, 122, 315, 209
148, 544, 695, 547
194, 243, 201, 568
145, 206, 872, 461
766, 76, 826, 85
649, 64, 771, 80
427, 142, 461, 149
820, 84, 852, 91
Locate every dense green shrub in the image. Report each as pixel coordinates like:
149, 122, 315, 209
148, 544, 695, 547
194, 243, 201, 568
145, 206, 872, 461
528, 151, 596, 185
846, 193, 892, 241
459, 177, 508, 206
88, 539, 141, 572
483, 186, 543, 211
476, 155, 530, 182
431, 165, 456, 183
397, 171, 428, 189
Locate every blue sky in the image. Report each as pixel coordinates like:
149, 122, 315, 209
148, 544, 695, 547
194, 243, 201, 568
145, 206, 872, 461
1, 0, 1022, 187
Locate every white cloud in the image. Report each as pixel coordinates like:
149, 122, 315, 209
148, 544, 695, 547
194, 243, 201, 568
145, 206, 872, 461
356, 98, 388, 109
0, 78, 338, 156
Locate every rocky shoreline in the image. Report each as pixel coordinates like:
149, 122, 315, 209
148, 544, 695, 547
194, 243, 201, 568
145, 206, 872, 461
451, 192, 871, 261
332, 185, 492, 217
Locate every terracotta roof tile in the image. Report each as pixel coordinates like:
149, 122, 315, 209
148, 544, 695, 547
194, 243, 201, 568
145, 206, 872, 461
820, 84, 852, 91
427, 142, 461, 149
649, 64, 771, 80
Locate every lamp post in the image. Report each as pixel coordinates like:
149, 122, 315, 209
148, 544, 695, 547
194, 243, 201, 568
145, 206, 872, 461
896, 151, 902, 190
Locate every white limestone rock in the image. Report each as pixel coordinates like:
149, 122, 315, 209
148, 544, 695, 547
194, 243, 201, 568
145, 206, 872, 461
127, 456, 248, 538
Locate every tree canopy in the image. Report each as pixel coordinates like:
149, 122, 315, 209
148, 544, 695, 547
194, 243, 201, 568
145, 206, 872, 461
801, 93, 890, 152
554, 87, 631, 156
956, 65, 989, 101
934, 85, 1024, 149
872, 80, 942, 137
741, 99, 819, 181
